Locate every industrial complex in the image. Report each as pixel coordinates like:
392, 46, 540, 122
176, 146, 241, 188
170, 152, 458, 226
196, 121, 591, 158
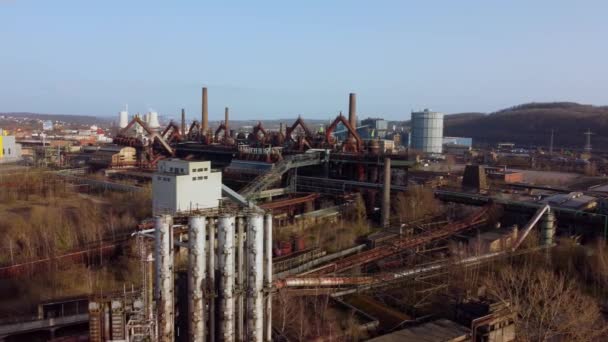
1, 86, 608, 342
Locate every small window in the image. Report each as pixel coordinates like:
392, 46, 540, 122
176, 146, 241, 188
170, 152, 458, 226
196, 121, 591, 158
169, 167, 174, 172
197, 168, 203, 172
204, 168, 208, 171
204, 176, 208, 180
192, 168, 196, 172
192, 177, 196, 181
157, 176, 162, 180
197, 176, 203, 180
7, 148, 10, 154
180, 168, 184, 173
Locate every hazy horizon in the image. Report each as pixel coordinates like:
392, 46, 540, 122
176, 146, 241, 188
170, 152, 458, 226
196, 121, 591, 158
2, 0, 607, 120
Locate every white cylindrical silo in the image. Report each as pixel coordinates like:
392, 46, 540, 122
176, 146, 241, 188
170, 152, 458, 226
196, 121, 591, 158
247, 213, 264, 342
188, 216, 206, 342
236, 217, 246, 342
119, 111, 129, 129
149, 111, 160, 129
263, 214, 273, 342
208, 218, 216, 342
155, 215, 174, 342
410, 109, 444, 154
218, 215, 236, 341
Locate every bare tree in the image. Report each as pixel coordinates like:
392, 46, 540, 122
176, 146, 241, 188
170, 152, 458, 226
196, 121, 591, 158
392, 187, 440, 223
484, 264, 607, 341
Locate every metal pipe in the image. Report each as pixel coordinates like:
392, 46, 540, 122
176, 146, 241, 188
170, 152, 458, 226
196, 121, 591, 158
511, 204, 550, 251
277, 276, 375, 288
208, 217, 216, 342
247, 213, 264, 342
225, 107, 230, 137
188, 216, 206, 342
202, 87, 209, 135
181, 108, 186, 137
155, 215, 174, 342
263, 214, 273, 342
381, 158, 391, 227
236, 217, 245, 342
218, 215, 236, 341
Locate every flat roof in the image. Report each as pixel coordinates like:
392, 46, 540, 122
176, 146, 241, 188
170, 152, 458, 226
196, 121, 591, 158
367, 319, 470, 342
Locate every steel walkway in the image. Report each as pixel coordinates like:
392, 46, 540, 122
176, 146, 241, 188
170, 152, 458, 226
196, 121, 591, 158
239, 152, 325, 198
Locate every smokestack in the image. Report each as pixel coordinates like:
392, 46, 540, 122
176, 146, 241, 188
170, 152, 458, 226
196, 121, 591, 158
348, 93, 357, 131
381, 158, 391, 228
202, 87, 209, 135
225, 107, 230, 137
188, 216, 206, 342
181, 108, 186, 137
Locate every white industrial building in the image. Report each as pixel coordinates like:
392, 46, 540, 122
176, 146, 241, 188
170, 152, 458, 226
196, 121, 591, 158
410, 109, 444, 154
152, 159, 222, 214
0, 130, 22, 164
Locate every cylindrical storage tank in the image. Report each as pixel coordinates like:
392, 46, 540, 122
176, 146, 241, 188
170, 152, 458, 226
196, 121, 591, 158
118, 111, 129, 129
217, 215, 236, 342
540, 209, 556, 246
148, 111, 160, 128
247, 213, 264, 342
263, 214, 273, 342
155, 215, 174, 342
410, 109, 444, 154
188, 216, 206, 342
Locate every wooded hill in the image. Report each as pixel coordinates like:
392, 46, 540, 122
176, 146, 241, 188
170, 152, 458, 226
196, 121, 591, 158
443, 103, 608, 150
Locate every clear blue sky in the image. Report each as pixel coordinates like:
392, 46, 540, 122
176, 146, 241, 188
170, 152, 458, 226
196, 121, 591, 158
1, 0, 607, 120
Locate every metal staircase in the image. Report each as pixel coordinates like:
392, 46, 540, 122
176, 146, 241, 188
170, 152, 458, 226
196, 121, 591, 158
239, 152, 325, 198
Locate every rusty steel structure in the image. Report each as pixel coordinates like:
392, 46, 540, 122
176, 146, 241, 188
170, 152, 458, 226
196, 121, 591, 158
111, 88, 406, 172
301, 206, 491, 276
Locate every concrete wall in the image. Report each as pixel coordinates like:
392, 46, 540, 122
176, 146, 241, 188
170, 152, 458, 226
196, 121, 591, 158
153, 159, 222, 214
0, 135, 22, 163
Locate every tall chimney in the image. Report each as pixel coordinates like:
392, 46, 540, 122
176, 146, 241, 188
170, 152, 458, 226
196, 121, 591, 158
181, 108, 186, 137
348, 93, 357, 137
202, 87, 209, 135
224, 107, 230, 137
381, 158, 391, 228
